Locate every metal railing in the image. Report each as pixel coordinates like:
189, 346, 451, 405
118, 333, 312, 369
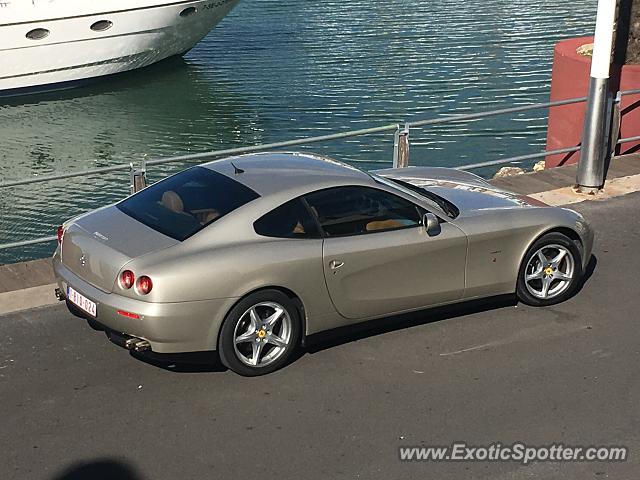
2, 88, 640, 252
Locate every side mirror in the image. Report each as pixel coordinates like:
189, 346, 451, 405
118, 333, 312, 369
423, 213, 441, 237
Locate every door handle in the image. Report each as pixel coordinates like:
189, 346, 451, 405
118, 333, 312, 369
329, 260, 344, 270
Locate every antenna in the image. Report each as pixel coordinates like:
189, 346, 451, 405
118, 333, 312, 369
230, 162, 245, 175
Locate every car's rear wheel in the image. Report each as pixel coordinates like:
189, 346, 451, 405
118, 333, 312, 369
517, 232, 582, 307
218, 290, 301, 376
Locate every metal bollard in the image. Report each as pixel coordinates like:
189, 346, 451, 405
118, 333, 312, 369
129, 161, 147, 194
393, 124, 410, 168
576, 0, 617, 192
576, 78, 613, 192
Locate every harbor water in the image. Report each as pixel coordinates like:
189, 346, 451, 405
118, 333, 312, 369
0, 0, 597, 264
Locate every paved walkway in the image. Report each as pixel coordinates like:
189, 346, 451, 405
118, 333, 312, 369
1, 192, 639, 480
490, 153, 640, 195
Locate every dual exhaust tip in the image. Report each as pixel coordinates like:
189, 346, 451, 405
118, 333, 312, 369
125, 337, 151, 352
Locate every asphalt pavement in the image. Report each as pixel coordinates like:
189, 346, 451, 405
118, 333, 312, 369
1, 193, 639, 480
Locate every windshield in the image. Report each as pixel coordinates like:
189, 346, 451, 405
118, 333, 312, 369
117, 166, 259, 241
371, 174, 460, 219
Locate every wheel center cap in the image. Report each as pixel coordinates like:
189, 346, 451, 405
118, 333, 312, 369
544, 267, 554, 276
257, 329, 267, 339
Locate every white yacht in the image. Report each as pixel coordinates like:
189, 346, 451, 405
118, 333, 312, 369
0, 0, 240, 96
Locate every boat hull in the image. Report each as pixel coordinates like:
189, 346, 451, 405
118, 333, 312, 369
0, 0, 239, 94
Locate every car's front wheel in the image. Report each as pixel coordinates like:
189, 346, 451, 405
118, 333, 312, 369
517, 232, 583, 307
218, 290, 301, 376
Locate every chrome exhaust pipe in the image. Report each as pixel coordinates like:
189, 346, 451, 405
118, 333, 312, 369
125, 337, 151, 352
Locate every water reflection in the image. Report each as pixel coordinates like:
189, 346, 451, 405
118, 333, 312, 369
1, 56, 260, 175
0, 57, 257, 263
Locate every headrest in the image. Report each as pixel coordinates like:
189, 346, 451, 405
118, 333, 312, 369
161, 190, 184, 213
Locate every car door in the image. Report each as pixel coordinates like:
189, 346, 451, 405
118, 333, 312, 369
304, 186, 467, 320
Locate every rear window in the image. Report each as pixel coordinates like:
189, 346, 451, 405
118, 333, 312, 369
117, 166, 259, 241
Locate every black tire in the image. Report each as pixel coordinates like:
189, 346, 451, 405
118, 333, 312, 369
517, 232, 583, 307
218, 289, 301, 376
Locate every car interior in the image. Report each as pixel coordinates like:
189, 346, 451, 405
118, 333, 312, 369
306, 187, 422, 236
160, 190, 220, 225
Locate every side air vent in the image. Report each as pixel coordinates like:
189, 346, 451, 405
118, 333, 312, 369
26, 28, 50, 40
90, 20, 113, 32
180, 6, 197, 17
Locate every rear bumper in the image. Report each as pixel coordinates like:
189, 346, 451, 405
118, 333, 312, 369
53, 257, 238, 353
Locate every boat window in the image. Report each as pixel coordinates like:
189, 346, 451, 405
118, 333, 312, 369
180, 7, 197, 17
254, 199, 321, 239
117, 167, 259, 241
304, 186, 422, 237
26, 28, 50, 40
90, 20, 113, 32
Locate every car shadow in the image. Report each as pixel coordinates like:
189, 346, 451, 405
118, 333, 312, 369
577, 254, 597, 294
130, 349, 227, 373
126, 254, 597, 372
126, 297, 517, 373
51, 458, 142, 480
301, 294, 518, 355
303, 254, 598, 355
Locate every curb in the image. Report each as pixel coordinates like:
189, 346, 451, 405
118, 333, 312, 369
0, 258, 55, 293
0, 283, 59, 316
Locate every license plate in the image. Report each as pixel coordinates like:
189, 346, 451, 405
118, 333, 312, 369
67, 286, 97, 317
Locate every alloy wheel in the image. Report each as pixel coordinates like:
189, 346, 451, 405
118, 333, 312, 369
524, 244, 575, 300
232, 301, 293, 367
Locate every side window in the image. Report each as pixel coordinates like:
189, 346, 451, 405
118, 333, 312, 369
254, 198, 321, 239
304, 186, 422, 237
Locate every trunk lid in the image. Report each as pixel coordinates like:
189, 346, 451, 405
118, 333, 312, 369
61, 206, 178, 292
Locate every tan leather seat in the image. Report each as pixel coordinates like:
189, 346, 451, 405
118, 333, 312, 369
365, 219, 404, 232
293, 222, 306, 234
197, 210, 221, 225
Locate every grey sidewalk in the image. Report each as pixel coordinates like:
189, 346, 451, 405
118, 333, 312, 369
489, 153, 640, 194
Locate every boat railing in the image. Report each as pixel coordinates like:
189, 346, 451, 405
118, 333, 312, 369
2, 88, 640, 252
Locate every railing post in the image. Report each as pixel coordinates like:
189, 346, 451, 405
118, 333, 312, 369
609, 90, 622, 158
393, 124, 410, 168
129, 160, 147, 194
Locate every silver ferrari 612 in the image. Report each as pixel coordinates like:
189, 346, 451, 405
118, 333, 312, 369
53, 152, 593, 375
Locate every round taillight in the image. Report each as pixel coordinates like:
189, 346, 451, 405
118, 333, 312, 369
136, 276, 153, 295
56, 225, 64, 245
119, 270, 135, 290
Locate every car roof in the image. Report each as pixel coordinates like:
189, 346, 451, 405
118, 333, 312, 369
201, 152, 376, 198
